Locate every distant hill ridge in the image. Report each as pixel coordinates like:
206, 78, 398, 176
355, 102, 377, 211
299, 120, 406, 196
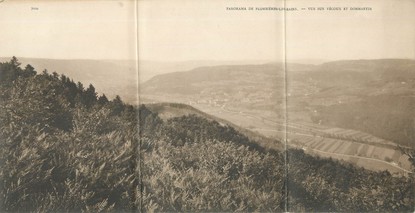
141, 58, 415, 148
1, 57, 414, 212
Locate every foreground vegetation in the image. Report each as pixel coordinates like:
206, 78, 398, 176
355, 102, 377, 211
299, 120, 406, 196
0, 57, 414, 212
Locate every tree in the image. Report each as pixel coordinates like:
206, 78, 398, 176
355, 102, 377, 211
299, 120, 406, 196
84, 84, 97, 108
77, 82, 84, 92
23, 64, 37, 77
110, 95, 124, 116
10, 56, 21, 69
98, 94, 109, 105
52, 71, 59, 79
60, 74, 67, 83
0, 61, 16, 84
42, 69, 49, 76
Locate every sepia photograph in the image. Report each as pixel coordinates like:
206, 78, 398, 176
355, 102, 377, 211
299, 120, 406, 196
0, 0, 414, 212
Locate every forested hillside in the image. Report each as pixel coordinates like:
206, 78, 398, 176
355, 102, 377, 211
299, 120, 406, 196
142, 59, 415, 149
312, 95, 415, 148
292, 59, 415, 148
0, 57, 138, 104
0, 57, 414, 212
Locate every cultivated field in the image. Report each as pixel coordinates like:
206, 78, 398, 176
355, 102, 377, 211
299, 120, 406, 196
288, 133, 413, 175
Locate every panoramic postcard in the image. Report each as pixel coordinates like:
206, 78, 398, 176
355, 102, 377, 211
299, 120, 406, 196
0, 0, 414, 212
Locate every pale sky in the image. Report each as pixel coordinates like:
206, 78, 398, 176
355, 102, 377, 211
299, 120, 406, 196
285, 0, 415, 61
0, 0, 137, 60
1, 0, 414, 61
138, 0, 284, 62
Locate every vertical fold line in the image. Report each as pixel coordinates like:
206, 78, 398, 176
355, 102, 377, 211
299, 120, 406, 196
282, 0, 289, 211
134, 0, 142, 212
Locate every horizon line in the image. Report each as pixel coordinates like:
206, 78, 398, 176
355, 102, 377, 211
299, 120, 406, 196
1, 56, 414, 64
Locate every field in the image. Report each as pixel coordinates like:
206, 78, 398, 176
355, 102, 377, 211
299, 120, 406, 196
288, 133, 413, 175
1, 58, 414, 211
142, 93, 414, 175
